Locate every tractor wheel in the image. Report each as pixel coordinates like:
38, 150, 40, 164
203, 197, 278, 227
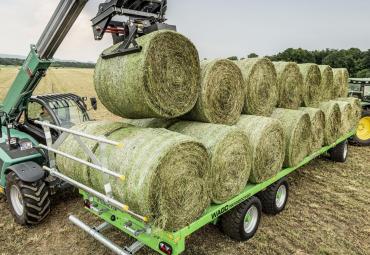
257, 179, 289, 215
5, 171, 51, 225
351, 109, 370, 146
220, 196, 262, 241
329, 140, 348, 163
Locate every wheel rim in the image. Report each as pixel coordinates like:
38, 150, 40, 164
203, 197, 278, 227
243, 205, 259, 233
10, 185, 24, 216
275, 185, 287, 209
343, 143, 348, 159
356, 117, 370, 141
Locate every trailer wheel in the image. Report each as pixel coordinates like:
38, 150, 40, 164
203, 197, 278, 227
329, 140, 348, 163
257, 179, 289, 215
220, 196, 262, 241
5, 171, 51, 225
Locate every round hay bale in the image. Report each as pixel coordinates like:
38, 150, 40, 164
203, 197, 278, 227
56, 120, 130, 188
273, 62, 303, 109
183, 59, 244, 125
299, 107, 325, 153
167, 121, 252, 204
333, 68, 349, 98
319, 101, 342, 145
332, 100, 353, 135
298, 63, 322, 107
271, 109, 312, 167
94, 30, 201, 119
337, 97, 362, 129
235, 115, 285, 183
318, 65, 334, 100
58, 122, 210, 231
236, 58, 278, 116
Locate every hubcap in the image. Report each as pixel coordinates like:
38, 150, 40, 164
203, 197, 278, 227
10, 185, 24, 216
356, 117, 370, 141
243, 205, 259, 233
275, 185, 287, 209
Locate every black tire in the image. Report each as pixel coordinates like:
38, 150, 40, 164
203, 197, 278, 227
5, 171, 51, 225
220, 196, 262, 241
329, 140, 348, 163
350, 109, 370, 146
257, 179, 289, 215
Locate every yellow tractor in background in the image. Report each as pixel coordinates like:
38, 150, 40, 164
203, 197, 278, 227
348, 78, 370, 146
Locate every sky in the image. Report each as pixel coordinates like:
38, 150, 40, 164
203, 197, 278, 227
0, 0, 369, 62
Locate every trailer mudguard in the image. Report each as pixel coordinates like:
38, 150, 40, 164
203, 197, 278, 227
5, 161, 44, 183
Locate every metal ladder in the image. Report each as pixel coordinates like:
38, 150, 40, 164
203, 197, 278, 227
35, 120, 148, 255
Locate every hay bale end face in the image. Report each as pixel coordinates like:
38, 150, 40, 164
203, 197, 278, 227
184, 59, 244, 125
236, 115, 285, 183
273, 62, 303, 109
333, 68, 349, 98
271, 108, 312, 167
319, 101, 342, 145
298, 63, 322, 107
236, 58, 278, 116
299, 107, 325, 153
318, 65, 334, 100
167, 121, 252, 204
57, 122, 210, 231
332, 100, 353, 135
337, 97, 362, 129
94, 30, 201, 119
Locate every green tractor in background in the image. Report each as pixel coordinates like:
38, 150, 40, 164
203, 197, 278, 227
348, 78, 370, 146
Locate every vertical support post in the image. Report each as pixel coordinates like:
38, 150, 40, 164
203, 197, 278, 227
99, 142, 113, 198
42, 121, 56, 169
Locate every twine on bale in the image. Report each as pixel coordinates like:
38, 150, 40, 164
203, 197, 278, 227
94, 30, 201, 119
236, 58, 278, 116
298, 63, 322, 107
273, 62, 303, 109
183, 59, 244, 125
235, 115, 285, 183
318, 65, 334, 100
168, 121, 252, 204
299, 107, 325, 153
271, 109, 312, 167
333, 68, 349, 98
319, 101, 342, 145
57, 122, 210, 231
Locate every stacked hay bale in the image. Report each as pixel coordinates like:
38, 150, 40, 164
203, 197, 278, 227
333, 68, 349, 98
235, 115, 285, 183
94, 30, 201, 119
273, 62, 303, 109
57, 121, 210, 231
332, 101, 353, 135
183, 59, 244, 125
337, 97, 362, 129
236, 58, 278, 116
271, 109, 312, 167
298, 63, 322, 107
318, 65, 334, 100
319, 101, 342, 145
168, 121, 252, 203
299, 107, 325, 153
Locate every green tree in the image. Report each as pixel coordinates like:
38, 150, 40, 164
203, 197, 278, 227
248, 53, 258, 58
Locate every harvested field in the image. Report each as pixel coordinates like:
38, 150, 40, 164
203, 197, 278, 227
1, 145, 369, 255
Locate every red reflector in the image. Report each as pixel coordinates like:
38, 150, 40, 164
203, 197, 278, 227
159, 242, 172, 255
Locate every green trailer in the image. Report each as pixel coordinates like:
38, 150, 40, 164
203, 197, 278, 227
43, 123, 352, 255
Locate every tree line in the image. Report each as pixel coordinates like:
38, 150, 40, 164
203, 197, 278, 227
227, 48, 370, 78
0, 57, 95, 69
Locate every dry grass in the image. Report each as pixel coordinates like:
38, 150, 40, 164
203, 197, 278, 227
0, 67, 369, 254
